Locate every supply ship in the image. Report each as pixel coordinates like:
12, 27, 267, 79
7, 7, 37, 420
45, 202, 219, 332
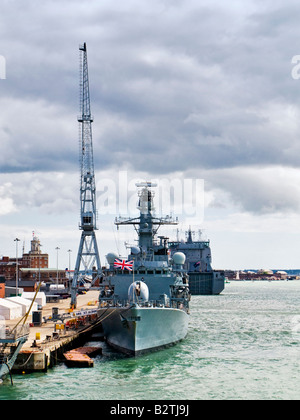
97, 182, 190, 355
169, 228, 225, 295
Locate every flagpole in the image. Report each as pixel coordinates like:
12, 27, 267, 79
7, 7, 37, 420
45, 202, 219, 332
132, 258, 135, 303
132, 258, 135, 283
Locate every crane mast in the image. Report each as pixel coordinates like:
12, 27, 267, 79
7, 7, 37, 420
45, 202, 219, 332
70, 42, 101, 308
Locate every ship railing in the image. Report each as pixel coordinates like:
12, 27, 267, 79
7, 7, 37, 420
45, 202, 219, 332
1, 324, 30, 341
98, 297, 188, 310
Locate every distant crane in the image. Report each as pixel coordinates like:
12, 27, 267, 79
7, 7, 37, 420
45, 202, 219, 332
70, 42, 102, 308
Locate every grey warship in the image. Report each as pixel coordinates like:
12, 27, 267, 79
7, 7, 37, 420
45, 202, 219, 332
169, 227, 225, 295
98, 182, 190, 355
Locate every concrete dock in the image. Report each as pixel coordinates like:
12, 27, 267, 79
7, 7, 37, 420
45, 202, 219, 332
6, 290, 103, 373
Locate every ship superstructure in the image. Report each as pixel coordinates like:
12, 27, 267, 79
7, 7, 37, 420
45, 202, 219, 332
169, 227, 224, 295
97, 182, 190, 355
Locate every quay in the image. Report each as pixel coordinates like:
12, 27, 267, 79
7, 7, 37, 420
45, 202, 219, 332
5, 290, 103, 373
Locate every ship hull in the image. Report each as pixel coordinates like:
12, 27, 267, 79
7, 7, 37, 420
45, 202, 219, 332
98, 306, 189, 355
188, 271, 225, 295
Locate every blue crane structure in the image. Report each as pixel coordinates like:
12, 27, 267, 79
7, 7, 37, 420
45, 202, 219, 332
70, 42, 102, 308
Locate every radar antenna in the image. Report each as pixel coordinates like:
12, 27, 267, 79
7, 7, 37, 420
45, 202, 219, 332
115, 182, 178, 252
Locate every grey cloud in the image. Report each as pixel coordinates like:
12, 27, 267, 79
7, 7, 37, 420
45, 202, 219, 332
203, 165, 300, 215
0, 171, 78, 215
0, 0, 300, 216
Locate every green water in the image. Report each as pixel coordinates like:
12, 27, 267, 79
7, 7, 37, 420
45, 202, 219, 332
1, 281, 300, 400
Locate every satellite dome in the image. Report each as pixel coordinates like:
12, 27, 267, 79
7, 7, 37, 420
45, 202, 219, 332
106, 252, 119, 264
131, 246, 140, 255
172, 252, 186, 265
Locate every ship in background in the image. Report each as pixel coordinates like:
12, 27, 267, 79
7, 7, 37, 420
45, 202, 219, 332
169, 227, 225, 295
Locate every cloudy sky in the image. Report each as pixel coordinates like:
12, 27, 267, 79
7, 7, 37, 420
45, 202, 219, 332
1, 0, 300, 270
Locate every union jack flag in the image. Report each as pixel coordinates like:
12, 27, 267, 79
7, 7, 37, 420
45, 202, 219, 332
114, 258, 134, 271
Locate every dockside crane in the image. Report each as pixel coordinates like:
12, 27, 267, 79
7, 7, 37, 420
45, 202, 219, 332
70, 43, 102, 308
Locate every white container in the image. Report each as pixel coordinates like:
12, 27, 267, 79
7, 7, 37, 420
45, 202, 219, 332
0, 298, 23, 320
21, 292, 46, 308
6, 296, 38, 316
49, 284, 65, 290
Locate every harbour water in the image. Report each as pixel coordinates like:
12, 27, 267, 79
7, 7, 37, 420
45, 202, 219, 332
1, 281, 300, 400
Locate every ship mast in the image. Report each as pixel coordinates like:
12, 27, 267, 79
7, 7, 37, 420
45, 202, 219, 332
115, 182, 178, 252
70, 43, 101, 308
